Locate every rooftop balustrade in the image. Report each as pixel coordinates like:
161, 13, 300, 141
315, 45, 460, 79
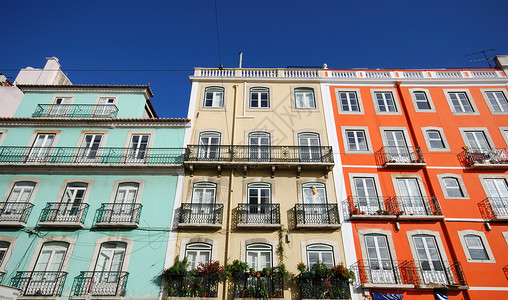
32, 104, 119, 118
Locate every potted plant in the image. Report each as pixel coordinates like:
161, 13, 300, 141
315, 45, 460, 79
297, 262, 307, 273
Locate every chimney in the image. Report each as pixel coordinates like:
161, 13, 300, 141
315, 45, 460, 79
494, 55, 508, 76
238, 52, 243, 68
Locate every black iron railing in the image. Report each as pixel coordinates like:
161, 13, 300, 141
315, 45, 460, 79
351, 260, 419, 286
179, 204, 223, 225
0, 201, 33, 223
0, 271, 5, 283
32, 104, 119, 118
94, 203, 142, 225
237, 204, 280, 225
0, 146, 185, 165
10, 271, 67, 296
165, 273, 219, 298
295, 204, 340, 225
414, 261, 467, 286
299, 273, 350, 299
391, 196, 443, 216
233, 269, 284, 298
379, 146, 425, 165
72, 271, 128, 297
479, 197, 508, 219
185, 145, 334, 164
346, 196, 395, 217
463, 148, 508, 166
39, 202, 89, 224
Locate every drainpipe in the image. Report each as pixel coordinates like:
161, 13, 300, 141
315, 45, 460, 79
395, 82, 471, 300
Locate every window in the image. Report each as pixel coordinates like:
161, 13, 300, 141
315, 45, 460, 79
249, 132, 270, 161
421, 127, 450, 152
383, 129, 412, 163
30, 242, 68, 291
1, 181, 36, 222
28, 133, 56, 162
345, 130, 368, 151
302, 183, 326, 205
413, 91, 431, 110
338, 91, 360, 112
483, 178, 508, 216
199, 131, 221, 159
58, 183, 87, 220
0, 242, 10, 267
94, 242, 126, 285
111, 183, 139, 222
457, 230, 495, 263
484, 91, 508, 113
374, 92, 397, 112
48, 97, 71, 117
246, 244, 272, 271
127, 134, 150, 162
95, 97, 116, 117
294, 88, 315, 108
365, 235, 395, 284
465, 131, 491, 152
447, 92, 474, 113
185, 243, 212, 270
395, 177, 426, 215
353, 177, 380, 213
250, 87, 269, 108
437, 174, 468, 199
190, 183, 217, 223
298, 133, 321, 161
306, 244, 334, 269
77, 134, 103, 162
204, 87, 224, 108
6, 181, 35, 203
412, 235, 447, 284
426, 130, 445, 149
248, 183, 271, 207
464, 235, 488, 260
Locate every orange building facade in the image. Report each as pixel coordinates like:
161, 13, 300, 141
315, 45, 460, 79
321, 56, 508, 300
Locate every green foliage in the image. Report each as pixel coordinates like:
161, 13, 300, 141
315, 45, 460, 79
162, 256, 189, 280
225, 259, 249, 277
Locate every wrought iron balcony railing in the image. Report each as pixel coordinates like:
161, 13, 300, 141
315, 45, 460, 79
379, 146, 426, 167
0, 201, 33, 224
179, 204, 223, 226
94, 203, 142, 226
462, 148, 508, 169
165, 273, 219, 298
479, 197, 508, 220
0, 271, 5, 284
32, 104, 119, 118
184, 145, 334, 164
10, 271, 67, 296
38, 202, 89, 225
414, 261, 467, 287
0, 146, 185, 165
233, 269, 284, 298
71, 271, 128, 297
294, 204, 340, 227
346, 196, 396, 218
237, 204, 280, 226
351, 260, 419, 286
391, 196, 443, 217
299, 272, 350, 299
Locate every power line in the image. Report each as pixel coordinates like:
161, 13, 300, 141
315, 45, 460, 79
0, 69, 194, 72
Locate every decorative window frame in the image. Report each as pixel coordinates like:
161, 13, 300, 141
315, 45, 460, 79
201, 86, 225, 110
436, 174, 469, 199
51, 95, 74, 105
341, 126, 373, 154
480, 88, 508, 115
421, 127, 451, 152
1, 177, 42, 204
55, 178, 94, 205
0, 236, 16, 271
180, 238, 218, 262
443, 89, 479, 116
196, 129, 224, 145
291, 86, 318, 111
87, 236, 133, 272
294, 130, 323, 147
73, 130, 109, 159
123, 130, 155, 149
477, 174, 508, 197
296, 178, 329, 204
379, 127, 413, 147
498, 127, 508, 147
370, 89, 402, 115
348, 173, 384, 198
409, 88, 436, 112
458, 127, 495, 150
185, 177, 224, 205
241, 238, 278, 267
503, 232, 508, 246
108, 179, 144, 204
457, 230, 495, 263
300, 239, 339, 268
26, 130, 62, 148
335, 88, 364, 115
391, 173, 428, 197
242, 178, 276, 205
357, 229, 399, 264
245, 130, 272, 147
246, 86, 272, 111
0, 130, 6, 145
94, 95, 118, 106
28, 236, 76, 272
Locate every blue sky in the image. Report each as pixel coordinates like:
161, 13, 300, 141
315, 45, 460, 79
1, 0, 507, 118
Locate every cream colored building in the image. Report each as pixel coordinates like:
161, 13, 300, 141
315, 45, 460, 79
168, 67, 348, 299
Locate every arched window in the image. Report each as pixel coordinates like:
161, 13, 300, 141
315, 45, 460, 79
464, 235, 489, 260
199, 131, 221, 159
294, 88, 315, 108
185, 243, 212, 270
298, 133, 321, 161
204, 87, 224, 108
248, 132, 270, 161
364, 234, 395, 284
306, 244, 334, 269
412, 235, 446, 284
246, 243, 272, 271
250, 87, 269, 108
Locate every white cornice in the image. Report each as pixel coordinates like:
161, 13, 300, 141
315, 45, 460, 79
19, 86, 153, 100
0, 120, 190, 128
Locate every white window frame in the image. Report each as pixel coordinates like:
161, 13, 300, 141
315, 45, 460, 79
293, 87, 316, 109
409, 88, 435, 112
457, 230, 495, 263
48, 96, 73, 117
0, 241, 10, 270
203, 87, 224, 108
249, 87, 270, 109
75, 131, 108, 163
458, 128, 495, 152
0, 236, 15, 271
335, 89, 363, 115
421, 127, 450, 152
305, 244, 335, 269
246, 243, 273, 271
443, 89, 479, 115
480, 89, 508, 115
371, 89, 401, 115
94, 96, 118, 118
499, 127, 508, 147
185, 242, 212, 270
341, 127, 372, 154
0, 130, 6, 145
436, 174, 469, 199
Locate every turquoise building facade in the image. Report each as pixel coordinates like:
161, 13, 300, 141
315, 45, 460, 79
0, 84, 188, 299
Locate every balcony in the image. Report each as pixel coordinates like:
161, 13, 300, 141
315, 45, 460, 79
346, 196, 396, 220
352, 260, 418, 289
414, 261, 467, 288
38, 202, 89, 228
94, 203, 142, 228
0, 201, 33, 227
0, 271, 5, 283
294, 204, 340, 229
479, 197, 508, 221
0, 146, 185, 166
32, 104, 119, 118
233, 269, 284, 298
71, 271, 128, 297
391, 196, 444, 220
237, 204, 280, 229
378, 146, 426, 168
10, 271, 67, 297
178, 203, 223, 229
462, 148, 508, 169
165, 273, 219, 298
298, 272, 350, 299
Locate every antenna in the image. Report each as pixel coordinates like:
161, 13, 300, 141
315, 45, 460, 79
466, 48, 496, 68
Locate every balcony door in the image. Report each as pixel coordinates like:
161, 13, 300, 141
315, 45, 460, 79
396, 178, 426, 215
28, 133, 55, 162
1, 181, 35, 222
247, 183, 271, 223
77, 134, 102, 163
127, 135, 149, 163
185, 243, 212, 270
249, 132, 270, 161
354, 178, 380, 214
94, 97, 116, 118
112, 183, 139, 223
28, 242, 68, 295
56, 183, 87, 222
246, 244, 272, 271
384, 130, 410, 163
302, 183, 326, 222
48, 97, 71, 117
413, 235, 447, 285
298, 133, 320, 161
465, 131, 491, 152
484, 178, 508, 216
93, 242, 126, 294
365, 235, 395, 284
191, 183, 216, 223
198, 132, 221, 160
